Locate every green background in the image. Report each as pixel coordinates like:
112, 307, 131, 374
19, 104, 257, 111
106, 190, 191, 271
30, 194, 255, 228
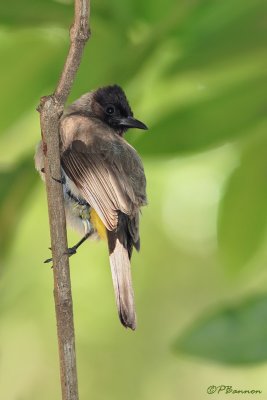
1, 0, 267, 398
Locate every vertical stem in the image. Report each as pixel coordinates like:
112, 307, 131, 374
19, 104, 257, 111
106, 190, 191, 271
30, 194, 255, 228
37, 1, 90, 399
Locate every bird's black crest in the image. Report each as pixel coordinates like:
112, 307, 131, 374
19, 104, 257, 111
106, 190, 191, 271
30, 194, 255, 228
94, 85, 133, 117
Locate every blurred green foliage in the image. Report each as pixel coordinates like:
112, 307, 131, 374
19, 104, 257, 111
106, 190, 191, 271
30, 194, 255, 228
1, 0, 267, 399
0, 155, 38, 260
174, 294, 267, 365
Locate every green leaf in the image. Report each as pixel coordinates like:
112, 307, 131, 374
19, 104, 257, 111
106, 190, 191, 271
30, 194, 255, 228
170, 0, 267, 73
173, 294, 267, 365
126, 0, 267, 155
218, 130, 267, 271
0, 154, 39, 261
135, 76, 267, 155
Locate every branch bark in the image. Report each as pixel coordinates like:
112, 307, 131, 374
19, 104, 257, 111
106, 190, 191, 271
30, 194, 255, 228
37, 1, 90, 399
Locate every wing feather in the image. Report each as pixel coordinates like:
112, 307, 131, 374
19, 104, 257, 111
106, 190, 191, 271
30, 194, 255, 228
61, 124, 147, 231
63, 151, 118, 230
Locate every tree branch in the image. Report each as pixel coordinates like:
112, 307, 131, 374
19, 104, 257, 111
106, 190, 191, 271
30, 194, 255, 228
37, 1, 90, 399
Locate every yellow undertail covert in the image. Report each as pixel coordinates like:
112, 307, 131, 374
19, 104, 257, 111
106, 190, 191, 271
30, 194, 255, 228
90, 208, 107, 240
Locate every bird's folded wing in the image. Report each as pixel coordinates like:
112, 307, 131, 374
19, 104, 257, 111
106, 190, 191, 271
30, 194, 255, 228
61, 140, 142, 231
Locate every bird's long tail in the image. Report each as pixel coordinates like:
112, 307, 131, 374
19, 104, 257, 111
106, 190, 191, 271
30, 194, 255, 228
107, 232, 136, 330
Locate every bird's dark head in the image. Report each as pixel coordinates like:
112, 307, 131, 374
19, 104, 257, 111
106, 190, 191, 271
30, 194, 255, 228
92, 85, 148, 135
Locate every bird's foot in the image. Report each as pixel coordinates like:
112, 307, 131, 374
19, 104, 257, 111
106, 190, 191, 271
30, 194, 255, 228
44, 247, 52, 264
66, 246, 77, 257
44, 246, 77, 264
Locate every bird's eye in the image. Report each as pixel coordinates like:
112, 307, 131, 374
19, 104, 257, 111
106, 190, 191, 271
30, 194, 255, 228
105, 105, 115, 115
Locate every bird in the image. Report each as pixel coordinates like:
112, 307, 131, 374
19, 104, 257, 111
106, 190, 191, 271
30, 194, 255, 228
35, 85, 148, 330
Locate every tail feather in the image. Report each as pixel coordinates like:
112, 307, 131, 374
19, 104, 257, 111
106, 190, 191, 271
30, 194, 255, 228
108, 236, 136, 330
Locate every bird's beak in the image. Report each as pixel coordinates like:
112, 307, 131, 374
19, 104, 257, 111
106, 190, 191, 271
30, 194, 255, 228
118, 116, 148, 130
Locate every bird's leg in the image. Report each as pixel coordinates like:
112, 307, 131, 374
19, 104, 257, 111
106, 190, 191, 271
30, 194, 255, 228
66, 231, 91, 256
66, 219, 92, 257
44, 231, 91, 264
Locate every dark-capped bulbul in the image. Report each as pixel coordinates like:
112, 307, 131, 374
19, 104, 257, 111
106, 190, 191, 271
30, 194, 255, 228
35, 85, 148, 330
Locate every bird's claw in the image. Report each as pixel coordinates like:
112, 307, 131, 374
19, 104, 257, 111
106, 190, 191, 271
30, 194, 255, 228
65, 247, 77, 256
52, 176, 66, 184
44, 247, 77, 264
43, 247, 52, 263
